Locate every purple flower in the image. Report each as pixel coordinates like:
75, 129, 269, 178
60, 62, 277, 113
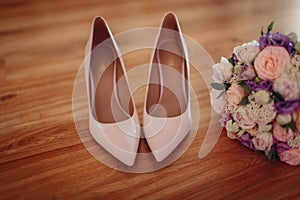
259, 32, 294, 54
274, 139, 291, 154
237, 64, 256, 80
219, 113, 232, 127
275, 97, 300, 114
238, 132, 258, 151
245, 80, 273, 91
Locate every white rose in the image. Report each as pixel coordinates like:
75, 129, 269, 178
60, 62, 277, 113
210, 89, 226, 114
252, 132, 273, 151
212, 57, 233, 83
233, 40, 260, 64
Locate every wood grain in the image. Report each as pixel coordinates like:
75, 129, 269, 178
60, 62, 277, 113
1, 0, 300, 199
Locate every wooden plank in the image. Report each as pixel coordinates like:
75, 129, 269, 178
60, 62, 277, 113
0, 0, 300, 199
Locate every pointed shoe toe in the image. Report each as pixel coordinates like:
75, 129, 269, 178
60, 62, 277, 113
143, 106, 191, 162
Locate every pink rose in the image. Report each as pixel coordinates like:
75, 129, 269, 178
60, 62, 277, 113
232, 106, 255, 129
274, 73, 299, 100
279, 148, 300, 166
254, 46, 290, 80
272, 122, 295, 142
226, 82, 246, 106
252, 132, 273, 151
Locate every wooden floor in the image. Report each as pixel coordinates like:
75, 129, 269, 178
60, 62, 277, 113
1, 0, 300, 199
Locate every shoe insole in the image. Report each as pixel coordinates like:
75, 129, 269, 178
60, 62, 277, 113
90, 18, 134, 123
91, 47, 133, 123
146, 13, 188, 118
146, 49, 188, 118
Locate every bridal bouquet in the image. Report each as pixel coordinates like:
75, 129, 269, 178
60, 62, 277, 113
211, 22, 300, 166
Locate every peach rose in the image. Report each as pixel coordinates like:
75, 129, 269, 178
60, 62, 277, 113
279, 148, 300, 166
292, 108, 300, 132
226, 82, 246, 106
254, 46, 290, 80
272, 122, 295, 142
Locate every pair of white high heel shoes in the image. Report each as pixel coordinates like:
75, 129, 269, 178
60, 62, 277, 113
84, 12, 191, 166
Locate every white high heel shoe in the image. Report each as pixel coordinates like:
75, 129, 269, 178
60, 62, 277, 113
143, 12, 192, 162
84, 17, 140, 166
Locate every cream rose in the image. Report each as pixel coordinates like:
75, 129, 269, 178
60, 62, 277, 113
253, 90, 270, 105
212, 57, 233, 83
254, 46, 290, 80
226, 119, 239, 133
276, 114, 292, 125
233, 40, 260, 64
232, 106, 255, 129
279, 148, 300, 166
272, 122, 295, 142
252, 132, 273, 151
226, 82, 246, 106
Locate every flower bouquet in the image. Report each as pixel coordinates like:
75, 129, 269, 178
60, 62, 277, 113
211, 22, 300, 166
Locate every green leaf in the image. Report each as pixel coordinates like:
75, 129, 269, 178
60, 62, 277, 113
211, 83, 225, 90
270, 152, 277, 163
265, 149, 277, 163
224, 82, 231, 90
265, 149, 271, 159
285, 121, 297, 133
261, 26, 264, 36
267, 21, 275, 33
273, 91, 284, 101
216, 90, 225, 99
285, 125, 289, 134
241, 95, 249, 105
228, 57, 234, 66
289, 121, 297, 133
239, 82, 251, 95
